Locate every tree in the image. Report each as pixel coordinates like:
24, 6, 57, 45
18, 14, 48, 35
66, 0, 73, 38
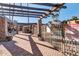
62, 20, 67, 24
71, 16, 78, 20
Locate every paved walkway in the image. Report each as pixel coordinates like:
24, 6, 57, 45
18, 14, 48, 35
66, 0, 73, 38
0, 32, 64, 56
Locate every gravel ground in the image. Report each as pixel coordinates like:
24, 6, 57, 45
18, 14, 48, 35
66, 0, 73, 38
0, 32, 64, 56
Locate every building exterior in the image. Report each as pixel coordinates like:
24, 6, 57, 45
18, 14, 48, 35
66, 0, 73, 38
17, 23, 37, 34
0, 16, 17, 41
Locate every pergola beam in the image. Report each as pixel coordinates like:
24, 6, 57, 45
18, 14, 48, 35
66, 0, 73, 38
0, 3, 51, 11
0, 3, 65, 18
0, 8, 46, 14
0, 13, 38, 18
0, 11, 42, 16
33, 3, 66, 9
40, 3, 65, 19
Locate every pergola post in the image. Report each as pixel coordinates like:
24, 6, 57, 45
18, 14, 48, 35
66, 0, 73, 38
37, 18, 43, 41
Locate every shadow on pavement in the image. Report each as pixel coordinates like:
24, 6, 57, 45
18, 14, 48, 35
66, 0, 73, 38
0, 41, 33, 56
36, 42, 58, 50
28, 35, 43, 56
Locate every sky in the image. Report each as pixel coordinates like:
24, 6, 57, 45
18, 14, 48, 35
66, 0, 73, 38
59, 3, 79, 21
8, 3, 79, 24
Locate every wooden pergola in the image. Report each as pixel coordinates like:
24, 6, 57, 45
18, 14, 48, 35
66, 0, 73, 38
0, 3, 66, 40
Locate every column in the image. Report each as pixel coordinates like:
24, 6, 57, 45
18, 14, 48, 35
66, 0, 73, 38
37, 19, 43, 41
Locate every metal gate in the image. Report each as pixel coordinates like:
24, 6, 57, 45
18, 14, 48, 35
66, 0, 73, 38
41, 23, 63, 51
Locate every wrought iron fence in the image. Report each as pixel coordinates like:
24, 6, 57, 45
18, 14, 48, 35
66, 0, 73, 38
41, 23, 79, 56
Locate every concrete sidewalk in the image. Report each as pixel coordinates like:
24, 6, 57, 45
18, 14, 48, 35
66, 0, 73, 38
0, 32, 63, 56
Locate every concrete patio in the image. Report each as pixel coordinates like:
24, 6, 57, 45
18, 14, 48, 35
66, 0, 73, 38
0, 32, 63, 56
